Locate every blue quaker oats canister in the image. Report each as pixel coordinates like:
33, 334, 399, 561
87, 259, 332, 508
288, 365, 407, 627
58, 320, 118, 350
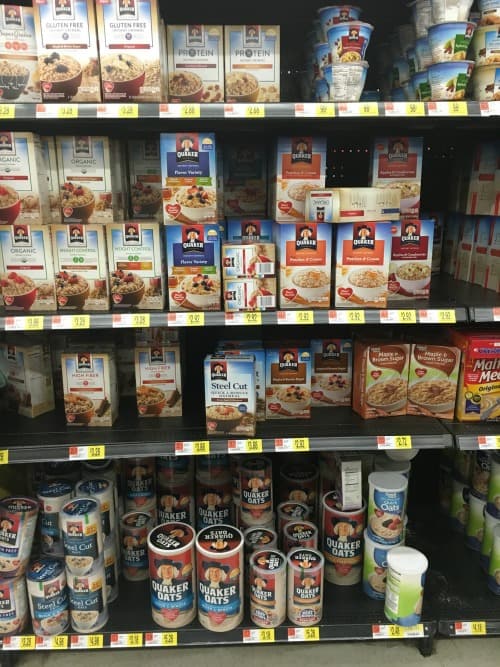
60, 498, 104, 576
37, 480, 73, 557
26, 558, 69, 636
67, 555, 108, 634
121, 511, 153, 582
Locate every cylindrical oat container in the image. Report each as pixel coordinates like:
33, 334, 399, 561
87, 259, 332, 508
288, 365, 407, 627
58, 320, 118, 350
244, 527, 279, 553
322, 493, 365, 585
157, 478, 195, 527
196, 524, 244, 632
196, 476, 233, 530
487, 453, 500, 519
156, 455, 193, 487
367, 473, 407, 545
83, 459, 122, 519
37, 480, 73, 557
148, 522, 196, 629
26, 558, 69, 636
0, 497, 39, 578
231, 455, 243, 504
277, 502, 310, 537
240, 457, 273, 528
67, 555, 108, 633
374, 456, 411, 478
480, 507, 500, 573
0, 577, 28, 636
60, 498, 104, 576
362, 529, 404, 600
250, 549, 287, 628
283, 521, 318, 554
287, 548, 324, 627
453, 451, 473, 484
280, 463, 319, 520
471, 451, 491, 499
450, 477, 470, 533
121, 511, 153, 581
384, 546, 428, 627
75, 478, 116, 538
124, 458, 156, 512
465, 491, 486, 551
196, 454, 231, 482
104, 533, 119, 603
487, 524, 500, 596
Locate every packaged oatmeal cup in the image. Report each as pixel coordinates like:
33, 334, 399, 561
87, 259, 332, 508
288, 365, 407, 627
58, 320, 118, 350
487, 524, 500, 595
60, 497, 104, 576
384, 546, 428, 627
67, 554, 108, 633
428, 22, 476, 63
487, 454, 500, 519
75, 478, 116, 537
148, 522, 196, 629
240, 457, 273, 528
415, 37, 433, 70
362, 529, 405, 600
37, 480, 73, 558
367, 473, 408, 545
327, 22, 374, 63
449, 477, 470, 533
427, 60, 475, 100
250, 549, 287, 628
478, 0, 500, 26
322, 493, 365, 585
121, 511, 153, 582
0, 496, 39, 578
472, 64, 500, 100
196, 524, 244, 632
287, 548, 324, 627
26, 558, 69, 637
283, 521, 319, 554
471, 24, 500, 66
277, 501, 310, 536
104, 533, 119, 604
480, 507, 500, 572
318, 6, 362, 41
0, 576, 28, 636
465, 491, 486, 551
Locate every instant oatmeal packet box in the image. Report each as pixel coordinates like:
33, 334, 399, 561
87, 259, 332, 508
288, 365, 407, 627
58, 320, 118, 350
265, 347, 312, 419
0, 5, 41, 103
311, 339, 353, 408
134, 344, 182, 418
127, 138, 162, 222
223, 143, 268, 216
41, 137, 61, 224
388, 219, 434, 301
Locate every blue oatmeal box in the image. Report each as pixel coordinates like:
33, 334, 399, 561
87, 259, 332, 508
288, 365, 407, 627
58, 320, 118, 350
225, 218, 274, 242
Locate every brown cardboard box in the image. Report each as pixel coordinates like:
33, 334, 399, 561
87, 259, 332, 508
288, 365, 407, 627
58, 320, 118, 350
135, 345, 182, 417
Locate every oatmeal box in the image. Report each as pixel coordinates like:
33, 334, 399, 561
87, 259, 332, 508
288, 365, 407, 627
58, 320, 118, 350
135, 344, 182, 418
223, 143, 267, 216
160, 132, 217, 225
0, 224, 56, 312
0, 5, 40, 103
95, 0, 164, 102
128, 138, 162, 222
34, 0, 100, 103
388, 219, 434, 301
311, 339, 353, 408
61, 350, 118, 427
226, 218, 274, 242
265, 347, 312, 420
165, 223, 221, 312
51, 223, 109, 311
41, 137, 61, 224
167, 25, 224, 103
106, 222, 165, 310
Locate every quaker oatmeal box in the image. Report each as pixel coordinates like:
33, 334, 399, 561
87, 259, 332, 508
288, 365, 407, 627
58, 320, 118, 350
41, 137, 61, 223
106, 222, 165, 310
61, 350, 118, 427
217, 344, 266, 422
127, 139, 162, 222
311, 339, 353, 408
275, 222, 332, 309
388, 219, 434, 300
265, 347, 312, 420
352, 340, 410, 420
225, 218, 274, 243
0, 224, 56, 312
0, 132, 50, 226
135, 345, 182, 418
223, 144, 267, 216
51, 224, 109, 311
160, 132, 217, 225
204, 354, 256, 437
166, 223, 221, 312
407, 343, 461, 419
335, 221, 392, 308
269, 137, 327, 222
34, 0, 100, 102
167, 25, 224, 103
95, 0, 164, 102
224, 278, 277, 313
222, 242, 275, 279
0, 5, 40, 103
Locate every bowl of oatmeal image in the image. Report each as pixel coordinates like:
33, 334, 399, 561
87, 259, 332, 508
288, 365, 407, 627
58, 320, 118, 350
395, 262, 432, 293
0, 185, 21, 225
206, 404, 243, 432
275, 385, 311, 413
292, 268, 330, 301
366, 378, 408, 413
39, 53, 82, 100
136, 386, 166, 417
0, 273, 37, 311
348, 267, 387, 302
175, 186, 217, 222
131, 182, 162, 216
226, 71, 260, 102
110, 270, 145, 306
0, 61, 30, 100
179, 274, 219, 309
101, 54, 145, 99
64, 394, 94, 425
169, 71, 204, 102
318, 374, 351, 401
408, 379, 457, 414
288, 182, 318, 206
56, 272, 89, 309
61, 183, 95, 223
377, 181, 421, 213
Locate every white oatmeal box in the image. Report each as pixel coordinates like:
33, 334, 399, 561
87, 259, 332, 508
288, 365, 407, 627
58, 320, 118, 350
41, 136, 61, 223
388, 219, 434, 301
128, 138, 162, 222
135, 344, 182, 418
0, 5, 40, 103
311, 339, 353, 408
265, 347, 312, 420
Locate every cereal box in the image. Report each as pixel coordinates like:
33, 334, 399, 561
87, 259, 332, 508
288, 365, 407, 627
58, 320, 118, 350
269, 137, 327, 222
424, 212, 445, 274
222, 243, 275, 279
204, 354, 256, 436
333, 187, 402, 223
0, 224, 56, 311
223, 144, 267, 216
311, 339, 353, 407
135, 345, 182, 417
51, 223, 109, 311
454, 215, 476, 282
265, 347, 311, 419
388, 219, 434, 300
106, 221, 165, 310
486, 217, 500, 292
61, 350, 118, 426
441, 212, 463, 276
41, 137, 61, 223
226, 218, 274, 242
448, 330, 500, 422
471, 217, 493, 287
34, 0, 100, 102
352, 340, 410, 419
128, 138, 162, 222
95, 0, 164, 102
275, 222, 332, 309
56, 135, 125, 224
0, 132, 50, 225
224, 278, 277, 312
370, 137, 424, 219
216, 343, 265, 422
160, 132, 217, 224
165, 223, 221, 311
334, 222, 392, 308
305, 190, 339, 223
224, 25, 280, 103
167, 25, 224, 103
0, 5, 40, 103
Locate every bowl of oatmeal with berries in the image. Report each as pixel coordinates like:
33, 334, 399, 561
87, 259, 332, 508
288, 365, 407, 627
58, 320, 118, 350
0, 272, 37, 310
56, 272, 89, 309
179, 274, 219, 309
0, 185, 21, 225
61, 182, 95, 223
110, 270, 145, 306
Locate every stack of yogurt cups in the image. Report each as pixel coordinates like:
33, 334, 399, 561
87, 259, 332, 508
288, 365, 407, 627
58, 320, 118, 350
470, 1, 500, 101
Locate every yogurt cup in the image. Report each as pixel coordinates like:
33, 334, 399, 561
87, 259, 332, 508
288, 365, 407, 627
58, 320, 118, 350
480, 507, 500, 572
318, 5, 362, 40
427, 60, 475, 99
487, 524, 500, 595
322, 494, 365, 585
277, 501, 310, 536
283, 520, 319, 554
411, 70, 432, 100
362, 529, 405, 600
428, 22, 476, 63
60, 497, 104, 576
327, 22, 374, 64
104, 533, 119, 603
330, 61, 368, 100
148, 522, 196, 628
0, 577, 28, 636
0, 496, 39, 578
240, 457, 273, 527
367, 473, 408, 545
37, 480, 73, 557
465, 491, 486, 551
196, 476, 233, 530
450, 477, 470, 532
157, 478, 195, 527
124, 457, 156, 511
478, 0, 500, 26
487, 453, 500, 518
250, 549, 287, 628
75, 478, 116, 537
432, 0, 475, 23
415, 37, 433, 70
384, 546, 428, 627
473, 24, 500, 67
472, 64, 500, 100
287, 548, 324, 627
121, 511, 153, 582
280, 463, 319, 520
413, 0, 433, 38
67, 554, 108, 633
26, 558, 69, 636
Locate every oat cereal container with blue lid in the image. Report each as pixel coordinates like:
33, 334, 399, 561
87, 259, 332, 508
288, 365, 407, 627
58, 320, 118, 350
121, 511, 153, 582
384, 546, 428, 627
67, 554, 108, 633
287, 548, 324, 627
0, 577, 28, 637
104, 533, 119, 603
250, 549, 287, 628
148, 522, 196, 629
75, 478, 116, 538
26, 558, 69, 636
367, 473, 407, 545
0, 496, 39, 578
60, 497, 104, 576
362, 529, 404, 600
487, 453, 500, 519
487, 524, 500, 595
196, 524, 244, 632
37, 480, 73, 557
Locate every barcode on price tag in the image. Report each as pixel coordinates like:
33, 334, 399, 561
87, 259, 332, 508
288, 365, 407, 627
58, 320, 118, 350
228, 439, 263, 454
175, 441, 210, 455
329, 310, 365, 324
68, 445, 106, 461
110, 633, 143, 648
477, 436, 500, 450
243, 628, 275, 643
455, 621, 486, 636
275, 437, 310, 452
167, 312, 205, 327
288, 627, 320, 641
377, 436, 412, 450
144, 632, 178, 647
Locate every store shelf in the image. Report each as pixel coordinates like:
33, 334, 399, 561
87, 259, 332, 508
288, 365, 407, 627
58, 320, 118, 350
446, 422, 500, 451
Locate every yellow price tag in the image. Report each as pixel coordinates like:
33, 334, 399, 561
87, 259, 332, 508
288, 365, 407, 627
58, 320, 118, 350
0, 450, 9, 465
193, 441, 210, 455
86, 635, 103, 648
347, 310, 365, 324
388, 626, 404, 638
23, 316, 44, 331
360, 102, 379, 116
405, 102, 425, 116
87, 445, 106, 460
180, 104, 201, 118
118, 104, 138, 118
245, 104, 265, 118
162, 632, 178, 646
19, 636, 36, 650
471, 622, 486, 635
395, 436, 412, 449
315, 103, 335, 117
126, 633, 143, 647
52, 636, 68, 649
448, 101, 468, 116
257, 629, 275, 642
131, 313, 150, 328
0, 104, 15, 119
292, 438, 310, 451
437, 310, 456, 324
398, 310, 417, 324
186, 312, 205, 326
296, 311, 314, 324
304, 627, 320, 641
245, 439, 263, 453
57, 105, 78, 118
243, 312, 262, 325
70, 315, 90, 329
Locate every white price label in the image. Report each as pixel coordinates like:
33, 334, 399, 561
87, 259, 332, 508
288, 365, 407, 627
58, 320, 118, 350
493, 307, 500, 322
52, 315, 90, 330
70, 635, 103, 649
242, 628, 275, 643
277, 310, 314, 325
167, 312, 205, 327
380, 310, 416, 324
175, 441, 210, 456
228, 439, 263, 454
372, 624, 424, 639
384, 102, 425, 116
68, 445, 106, 461
109, 633, 143, 648
96, 104, 138, 118
144, 632, 178, 647
36, 104, 78, 118
377, 436, 412, 450
287, 627, 320, 641
159, 103, 200, 118
480, 101, 500, 116
275, 437, 310, 452
328, 310, 365, 324
225, 312, 262, 326
36, 636, 68, 650
477, 436, 500, 450
418, 309, 456, 324
294, 103, 334, 117
4, 315, 44, 331
3, 636, 36, 650
454, 621, 486, 636
224, 103, 265, 118
112, 313, 150, 328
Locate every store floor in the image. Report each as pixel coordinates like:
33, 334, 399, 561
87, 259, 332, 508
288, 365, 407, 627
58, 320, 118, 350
16, 638, 500, 667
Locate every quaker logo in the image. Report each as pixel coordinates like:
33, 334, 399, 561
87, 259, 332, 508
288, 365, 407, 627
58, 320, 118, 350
149, 347, 165, 364
187, 25, 204, 46
388, 137, 409, 161
244, 25, 261, 47
322, 341, 340, 360
279, 349, 299, 372
3, 5, 23, 27
43, 580, 61, 599
73, 577, 90, 593
211, 361, 227, 381
68, 224, 86, 246
7, 345, 16, 362
143, 140, 159, 160
73, 136, 92, 158
242, 220, 261, 239
176, 135, 199, 163
124, 222, 141, 245
348, 26, 360, 41
291, 137, 313, 164
295, 224, 317, 251
353, 223, 375, 250
0, 132, 14, 153
53, 0, 73, 19
117, 0, 137, 19
182, 226, 204, 252
76, 353, 92, 371
12, 224, 31, 246
0, 585, 11, 611
66, 520, 83, 537
401, 220, 421, 246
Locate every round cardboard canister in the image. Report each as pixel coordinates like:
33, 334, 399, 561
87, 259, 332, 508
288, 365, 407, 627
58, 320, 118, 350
480, 507, 500, 573
37, 480, 73, 558
282, 520, 318, 554
279, 463, 319, 519
67, 554, 108, 633
240, 457, 273, 527
157, 478, 195, 527
104, 533, 119, 603
322, 493, 366, 586
231, 455, 243, 502
0, 496, 39, 578
374, 455, 412, 477
124, 458, 156, 509
384, 546, 428, 627
244, 527, 279, 553
75, 478, 116, 537
487, 524, 500, 595
277, 501, 310, 536
148, 522, 196, 629
450, 477, 470, 533
287, 547, 324, 627
196, 476, 233, 530
196, 524, 244, 632
250, 549, 287, 628
367, 472, 407, 545
121, 511, 154, 581
196, 454, 231, 482
465, 491, 486, 551
156, 455, 193, 487
83, 460, 121, 519
60, 497, 104, 576
26, 557, 69, 636
487, 453, 500, 519
471, 451, 491, 499
0, 576, 28, 636
362, 529, 404, 600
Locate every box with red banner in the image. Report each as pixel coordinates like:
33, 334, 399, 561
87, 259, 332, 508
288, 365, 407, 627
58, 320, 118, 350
388, 219, 434, 301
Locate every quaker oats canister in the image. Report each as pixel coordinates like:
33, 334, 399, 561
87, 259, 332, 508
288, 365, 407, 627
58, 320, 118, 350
0, 577, 28, 636
367, 473, 407, 545
148, 522, 196, 629
26, 558, 69, 637
287, 548, 324, 627
157, 479, 195, 527
104, 533, 119, 603
384, 546, 428, 627
277, 501, 310, 536
37, 480, 73, 557
124, 457, 156, 512
240, 457, 273, 527
362, 529, 404, 600
250, 549, 287, 628
0, 497, 39, 578
75, 478, 116, 537
196, 477, 233, 530
465, 491, 486, 551
283, 521, 318, 554
60, 497, 104, 576
280, 463, 319, 519
487, 524, 500, 596
322, 493, 366, 585
67, 555, 108, 633
121, 511, 154, 582
196, 524, 244, 632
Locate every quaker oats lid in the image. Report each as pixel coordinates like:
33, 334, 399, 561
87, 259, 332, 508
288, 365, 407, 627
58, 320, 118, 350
244, 527, 278, 551
196, 525, 243, 557
148, 522, 195, 553
250, 549, 286, 574
37, 480, 73, 499
27, 557, 65, 582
